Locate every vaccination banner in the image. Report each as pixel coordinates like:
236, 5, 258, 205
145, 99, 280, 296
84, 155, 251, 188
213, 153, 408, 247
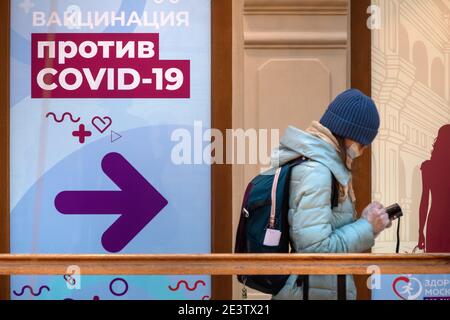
10, 0, 211, 300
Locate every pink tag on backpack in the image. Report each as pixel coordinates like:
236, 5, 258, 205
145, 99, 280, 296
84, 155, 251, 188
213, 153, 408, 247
263, 228, 282, 246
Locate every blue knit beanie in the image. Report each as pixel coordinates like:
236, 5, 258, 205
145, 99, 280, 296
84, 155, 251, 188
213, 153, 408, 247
319, 89, 380, 145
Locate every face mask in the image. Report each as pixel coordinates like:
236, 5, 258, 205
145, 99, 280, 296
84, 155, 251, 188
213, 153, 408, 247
346, 143, 363, 169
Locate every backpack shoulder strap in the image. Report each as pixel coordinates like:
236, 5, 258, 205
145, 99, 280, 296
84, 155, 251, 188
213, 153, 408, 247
330, 174, 339, 209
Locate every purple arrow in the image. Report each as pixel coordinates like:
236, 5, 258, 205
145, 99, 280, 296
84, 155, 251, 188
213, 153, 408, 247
55, 152, 168, 253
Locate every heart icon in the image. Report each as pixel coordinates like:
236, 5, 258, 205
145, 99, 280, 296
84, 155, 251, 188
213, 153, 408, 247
92, 116, 112, 134
392, 276, 410, 300
392, 276, 422, 300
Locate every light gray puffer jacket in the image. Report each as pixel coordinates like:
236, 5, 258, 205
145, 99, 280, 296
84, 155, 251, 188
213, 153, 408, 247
271, 126, 375, 300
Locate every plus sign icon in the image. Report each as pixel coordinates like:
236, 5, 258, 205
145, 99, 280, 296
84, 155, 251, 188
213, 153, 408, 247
72, 124, 92, 144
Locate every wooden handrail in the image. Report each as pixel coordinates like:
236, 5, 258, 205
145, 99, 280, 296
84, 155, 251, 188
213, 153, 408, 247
0, 253, 449, 275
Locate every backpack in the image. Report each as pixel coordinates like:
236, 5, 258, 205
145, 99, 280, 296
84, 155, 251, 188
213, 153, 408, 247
234, 156, 338, 296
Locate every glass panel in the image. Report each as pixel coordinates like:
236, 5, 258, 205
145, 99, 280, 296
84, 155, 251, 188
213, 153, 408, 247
370, 0, 450, 300
10, 0, 211, 300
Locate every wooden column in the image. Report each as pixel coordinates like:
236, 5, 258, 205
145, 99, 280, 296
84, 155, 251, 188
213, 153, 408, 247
351, 0, 373, 301
211, 0, 234, 300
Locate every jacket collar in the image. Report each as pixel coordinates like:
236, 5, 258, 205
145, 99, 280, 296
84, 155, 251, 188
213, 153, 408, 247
271, 125, 351, 186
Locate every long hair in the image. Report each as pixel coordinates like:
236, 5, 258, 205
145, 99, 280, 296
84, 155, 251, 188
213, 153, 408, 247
430, 124, 450, 165
332, 135, 349, 197
334, 135, 349, 170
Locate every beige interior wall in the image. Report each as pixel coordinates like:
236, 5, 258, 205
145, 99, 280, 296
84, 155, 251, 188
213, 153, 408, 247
232, 0, 351, 300
371, 0, 450, 253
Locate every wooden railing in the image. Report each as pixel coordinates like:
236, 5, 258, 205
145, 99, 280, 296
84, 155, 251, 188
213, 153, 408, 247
0, 253, 449, 275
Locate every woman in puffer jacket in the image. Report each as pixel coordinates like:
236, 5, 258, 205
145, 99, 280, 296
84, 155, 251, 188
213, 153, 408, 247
272, 89, 391, 300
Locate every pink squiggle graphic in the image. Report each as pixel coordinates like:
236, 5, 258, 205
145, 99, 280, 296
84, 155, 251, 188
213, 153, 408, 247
202, 295, 210, 300
13, 285, 50, 297
46, 112, 80, 123
168, 280, 206, 292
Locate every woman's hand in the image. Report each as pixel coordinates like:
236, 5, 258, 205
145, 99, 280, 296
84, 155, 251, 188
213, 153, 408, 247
361, 201, 390, 235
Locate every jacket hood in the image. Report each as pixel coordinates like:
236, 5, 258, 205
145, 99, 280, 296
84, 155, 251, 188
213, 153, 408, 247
271, 125, 350, 186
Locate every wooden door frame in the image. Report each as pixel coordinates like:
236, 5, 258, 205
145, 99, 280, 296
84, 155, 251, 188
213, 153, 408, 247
211, 0, 233, 300
0, 0, 233, 300
211, 0, 373, 300
350, 0, 373, 300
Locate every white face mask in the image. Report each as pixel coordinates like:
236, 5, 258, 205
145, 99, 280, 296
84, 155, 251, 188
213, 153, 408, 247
346, 143, 363, 169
